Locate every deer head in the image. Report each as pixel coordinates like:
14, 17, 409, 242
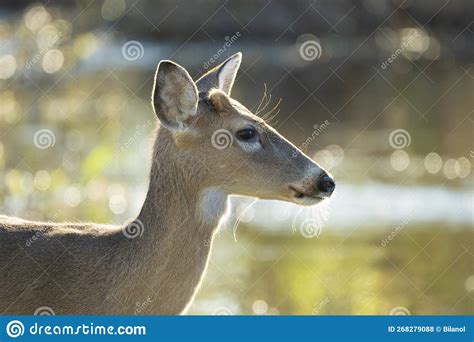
151, 52, 335, 206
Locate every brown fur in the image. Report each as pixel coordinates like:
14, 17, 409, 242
0, 53, 333, 315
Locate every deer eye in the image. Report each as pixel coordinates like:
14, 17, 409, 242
235, 128, 257, 142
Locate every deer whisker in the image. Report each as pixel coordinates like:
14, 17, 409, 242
260, 98, 282, 125
253, 83, 268, 114
232, 198, 258, 242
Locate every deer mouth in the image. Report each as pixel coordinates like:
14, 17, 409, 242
288, 185, 325, 201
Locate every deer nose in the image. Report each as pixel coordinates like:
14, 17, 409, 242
317, 173, 335, 196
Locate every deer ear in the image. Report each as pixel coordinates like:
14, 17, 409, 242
152, 60, 198, 130
196, 52, 241, 95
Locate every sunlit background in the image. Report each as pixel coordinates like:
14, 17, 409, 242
0, 0, 472, 315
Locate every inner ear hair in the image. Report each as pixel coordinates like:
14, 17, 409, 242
152, 60, 198, 131
207, 88, 231, 113
217, 52, 241, 95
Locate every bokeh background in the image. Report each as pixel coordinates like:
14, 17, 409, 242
0, 0, 472, 315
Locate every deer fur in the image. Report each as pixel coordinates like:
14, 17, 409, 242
0, 53, 334, 315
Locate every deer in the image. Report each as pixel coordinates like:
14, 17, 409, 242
0, 52, 335, 315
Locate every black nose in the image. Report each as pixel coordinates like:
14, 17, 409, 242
317, 173, 335, 195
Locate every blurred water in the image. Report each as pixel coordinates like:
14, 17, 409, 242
228, 182, 473, 233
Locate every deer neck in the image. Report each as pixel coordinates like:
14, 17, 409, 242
138, 129, 230, 234
130, 128, 229, 313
